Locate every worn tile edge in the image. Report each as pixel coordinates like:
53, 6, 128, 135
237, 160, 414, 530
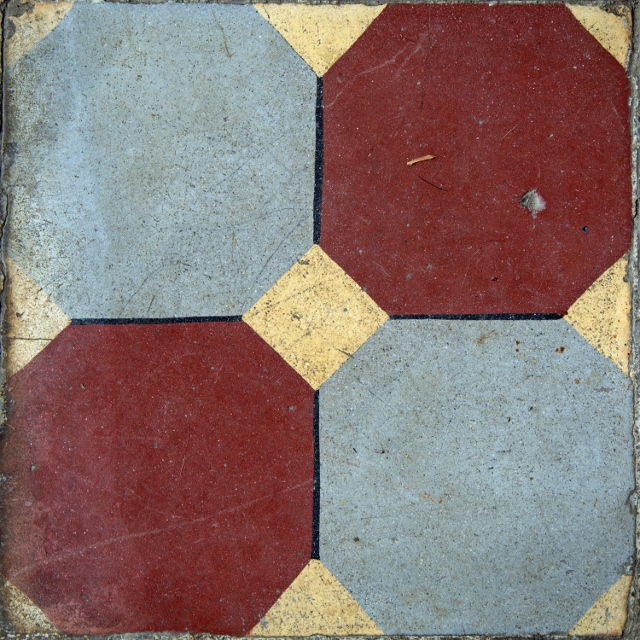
0, 0, 637, 639
3, 0, 637, 7
624, 2, 640, 638
0, 0, 8, 438
0, 635, 629, 640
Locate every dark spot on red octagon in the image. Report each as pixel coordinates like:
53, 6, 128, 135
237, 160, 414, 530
321, 4, 631, 315
2, 322, 314, 635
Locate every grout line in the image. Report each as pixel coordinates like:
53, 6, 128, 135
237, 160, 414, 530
311, 388, 320, 560
313, 75, 324, 245
389, 313, 563, 321
71, 316, 243, 326
70, 313, 562, 328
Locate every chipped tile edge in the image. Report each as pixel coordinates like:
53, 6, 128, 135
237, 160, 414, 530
5, 2, 73, 67
567, 4, 631, 67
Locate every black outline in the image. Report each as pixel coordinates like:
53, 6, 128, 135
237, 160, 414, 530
311, 388, 321, 560
389, 313, 563, 321
313, 76, 324, 245
71, 316, 242, 326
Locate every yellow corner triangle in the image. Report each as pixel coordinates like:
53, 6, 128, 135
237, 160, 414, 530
2, 580, 57, 633
4, 257, 71, 378
254, 4, 385, 76
569, 575, 632, 636
564, 253, 630, 375
243, 245, 388, 390
567, 5, 631, 67
250, 560, 383, 636
6, 2, 73, 67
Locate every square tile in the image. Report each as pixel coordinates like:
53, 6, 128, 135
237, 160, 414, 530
1, 2, 635, 637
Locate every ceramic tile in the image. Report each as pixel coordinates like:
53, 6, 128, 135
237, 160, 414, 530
3, 257, 70, 378
320, 319, 633, 634
4, 3, 316, 319
565, 252, 631, 374
243, 245, 388, 389
1, 2, 635, 636
4, 321, 314, 634
254, 5, 385, 77
320, 3, 631, 316
250, 560, 382, 636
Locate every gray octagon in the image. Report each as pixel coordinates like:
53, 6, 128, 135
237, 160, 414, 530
4, 3, 316, 319
320, 319, 634, 635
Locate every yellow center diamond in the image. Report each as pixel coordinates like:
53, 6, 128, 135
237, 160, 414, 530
243, 245, 389, 389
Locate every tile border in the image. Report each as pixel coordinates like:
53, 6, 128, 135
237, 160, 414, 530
0, 1, 638, 638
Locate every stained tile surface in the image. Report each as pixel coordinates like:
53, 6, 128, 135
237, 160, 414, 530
1, 2, 634, 637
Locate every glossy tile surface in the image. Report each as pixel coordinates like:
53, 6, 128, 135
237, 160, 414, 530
1, 2, 634, 636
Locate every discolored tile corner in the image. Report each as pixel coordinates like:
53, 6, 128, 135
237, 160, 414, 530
3, 1, 73, 67
1, 582, 56, 634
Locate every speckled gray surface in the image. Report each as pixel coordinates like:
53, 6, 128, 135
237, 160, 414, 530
319, 319, 634, 635
3, 3, 316, 319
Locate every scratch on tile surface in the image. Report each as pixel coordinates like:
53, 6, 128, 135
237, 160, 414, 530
9, 479, 312, 580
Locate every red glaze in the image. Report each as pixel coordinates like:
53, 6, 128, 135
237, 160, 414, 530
321, 4, 631, 315
2, 322, 314, 634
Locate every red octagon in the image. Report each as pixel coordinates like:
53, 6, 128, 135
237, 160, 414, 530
2, 322, 314, 635
321, 4, 631, 315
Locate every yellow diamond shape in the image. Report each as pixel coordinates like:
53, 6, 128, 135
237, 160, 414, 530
249, 560, 383, 636
243, 245, 388, 389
